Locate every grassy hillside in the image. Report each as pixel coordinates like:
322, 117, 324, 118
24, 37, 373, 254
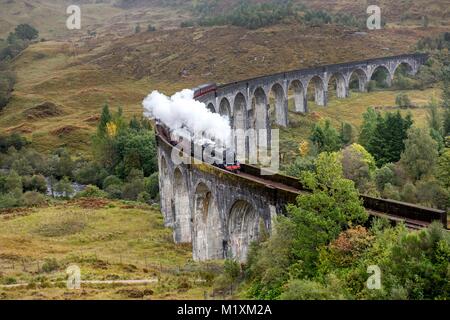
0, 199, 219, 300
0, 0, 193, 39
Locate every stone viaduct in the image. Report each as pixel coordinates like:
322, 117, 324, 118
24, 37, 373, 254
155, 53, 446, 263
200, 53, 427, 131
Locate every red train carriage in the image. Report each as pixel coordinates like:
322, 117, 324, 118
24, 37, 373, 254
193, 83, 217, 99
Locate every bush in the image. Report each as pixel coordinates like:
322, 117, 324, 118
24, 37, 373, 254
395, 93, 412, 108
0, 192, 22, 208
180, 21, 195, 28
105, 184, 123, 199
280, 277, 348, 300
122, 180, 145, 201
144, 172, 159, 199
41, 258, 59, 273
74, 161, 108, 187
77, 185, 108, 199
103, 175, 122, 189
14, 24, 39, 41
23, 174, 47, 193
54, 177, 74, 199
22, 191, 47, 207
137, 191, 150, 203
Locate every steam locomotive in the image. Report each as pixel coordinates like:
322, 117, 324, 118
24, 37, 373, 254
157, 123, 240, 173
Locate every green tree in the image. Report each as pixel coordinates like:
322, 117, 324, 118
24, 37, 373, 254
426, 99, 442, 133
400, 127, 439, 181
246, 152, 368, 299
442, 67, 450, 108
367, 111, 413, 167
339, 122, 353, 146
395, 93, 411, 108
98, 103, 112, 137
375, 164, 396, 191
340, 144, 376, 193
358, 107, 378, 149
54, 177, 74, 199
144, 172, 159, 199
14, 24, 39, 41
285, 153, 367, 274
436, 149, 450, 189
309, 120, 341, 153
5, 170, 22, 193
286, 156, 316, 178
443, 108, 450, 137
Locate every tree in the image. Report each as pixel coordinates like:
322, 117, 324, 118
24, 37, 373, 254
367, 111, 413, 167
426, 99, 442, 133
98, 104, 112, 137
436, 149, 450, 189
400, 127, 439, 181
358, 107, 378, 150
339, 122, 353, 146
144, 172, 159, 199
309, 120, 341, 153
340, 144, 376, 193
375, 164, 395, 191
285, 152, 367, 276
5, 170, 22, 193
286, 156, 316, 178
443, 108, 450, 137
134, 24, 141, 33
442, 67, 450, 108
14, 24, 39, 41
395, 93, 411, 108
54, 177, 74, 199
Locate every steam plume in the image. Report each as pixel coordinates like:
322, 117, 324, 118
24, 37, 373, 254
143, 89, 231, 146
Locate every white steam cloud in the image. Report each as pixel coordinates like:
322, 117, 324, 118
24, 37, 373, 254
143, 89, 231, 146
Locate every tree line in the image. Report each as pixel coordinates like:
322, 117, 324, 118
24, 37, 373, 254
0, 104, 159, 209
181, 0, 365, 30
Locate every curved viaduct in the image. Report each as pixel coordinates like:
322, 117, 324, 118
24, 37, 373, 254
201, 53, 427, 131
156, 53, 447, 263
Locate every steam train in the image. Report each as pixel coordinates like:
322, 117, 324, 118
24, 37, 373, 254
193, 83, 217, 99
157, 123, 240, 173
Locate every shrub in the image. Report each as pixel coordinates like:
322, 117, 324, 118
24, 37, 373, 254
41, 258, 59, 273
54, 176, 74, 199
77, 185, 108, 199
22, 191, 47, 207
105, 184, 123, 199
103, 175, 122, 189
2, 277, 17, 285
122, 180, 145, 201
74, 161, 108, 187
23, 174, 47, 193
144, 172, 159, 199
137, 191, 150, 203
280, 277, 348, 300
0, 192, 22, 208
395, 93, 412, 108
